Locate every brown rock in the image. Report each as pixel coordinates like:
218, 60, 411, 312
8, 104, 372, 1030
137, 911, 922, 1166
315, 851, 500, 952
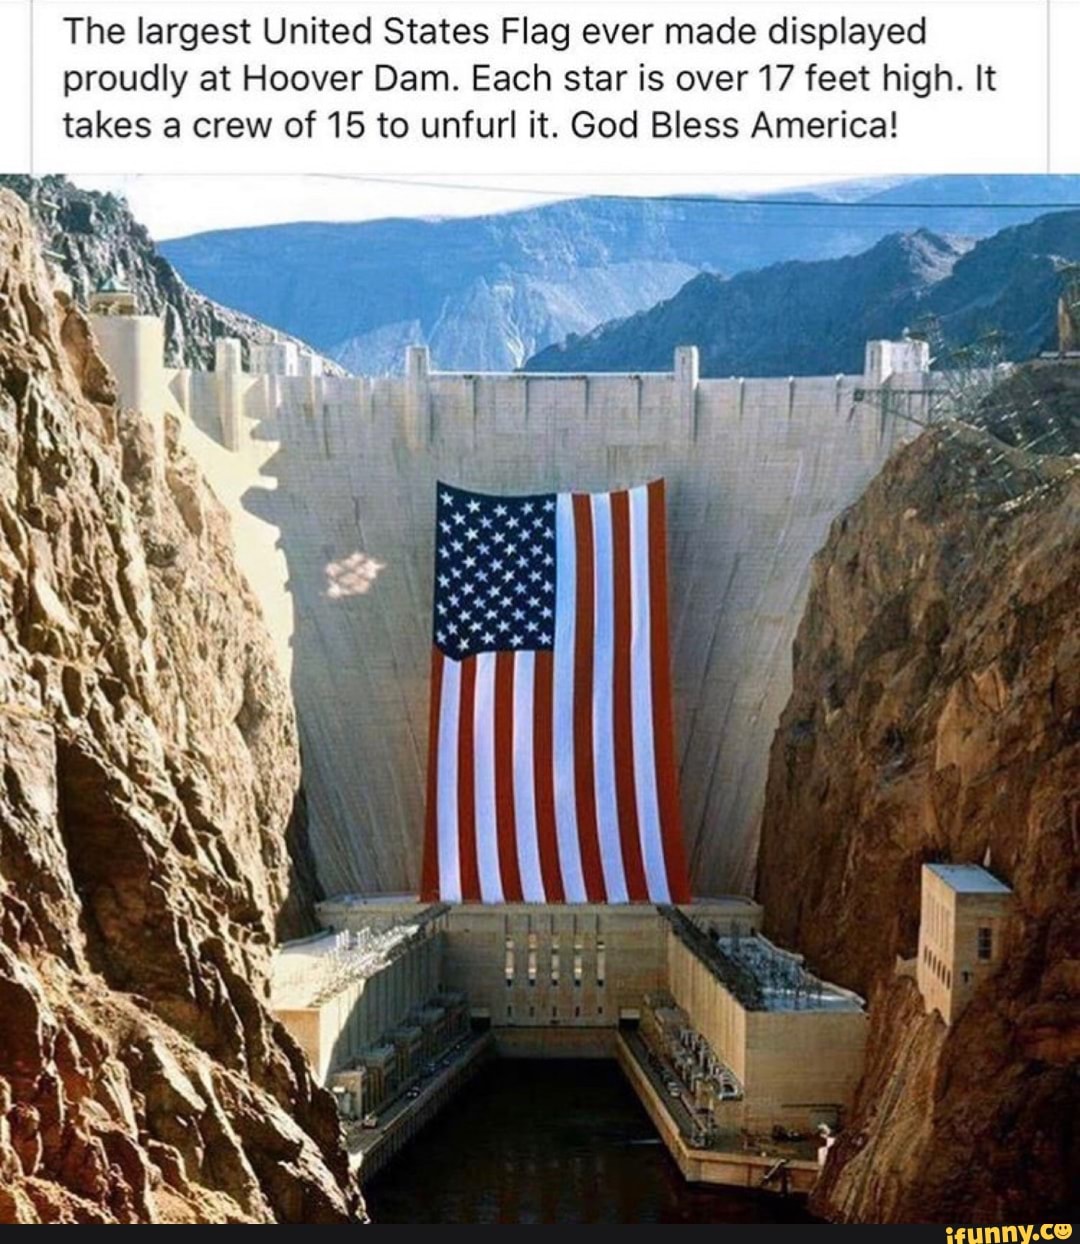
0, 189, 360, 1222
757, 421, 1079, 1222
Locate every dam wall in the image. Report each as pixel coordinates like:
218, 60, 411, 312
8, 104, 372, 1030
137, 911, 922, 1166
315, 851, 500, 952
98, 314, 936, 900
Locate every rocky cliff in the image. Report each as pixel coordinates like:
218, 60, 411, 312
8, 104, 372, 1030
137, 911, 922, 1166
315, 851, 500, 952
0, 176, 335, 373
757, 408, 1078, 1221
0, 189, 359, 1222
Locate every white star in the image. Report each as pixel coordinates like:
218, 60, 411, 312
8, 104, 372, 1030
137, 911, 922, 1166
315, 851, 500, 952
510, 635, 523, 647
482, 632, 495, 645
543, 581, 554, 593
493, 532, 505, 546
465, 527, 479, 541
522, 502, 534, 514
447, 622, 458, 635
438, 574, 450, 588
494, 504, 508, 518
543, 554, 554, 567
462, 584, 475, 597
539, 633, 552, 644
439, 520, 451, 534
497, 620, 510, 633
436, 603, 447, 616
507, 516, 519, 530
514, 583, 526, 596
528, 595, 540, 608
529, 571, 542, 584
505, 544, 517, 557
543, 499, 555, 512
452, 511, 466, 526
464, 555, 476, 569
436, 630, 446, 643
531, 545, 542, 557
476, 569, 489, 584
451, 540, 464, 554
467, 498, 481, 513
526, 621, 538, 633
492, 559, 504, 572
480, 516, 492, 529
441, 492, 455, 507
541, 607, 553, 620
461, 609, 471, 622
512, 608, 525, 622
517, 556, 528, 570
448, 593, 460, 608
450, 566, 462, 579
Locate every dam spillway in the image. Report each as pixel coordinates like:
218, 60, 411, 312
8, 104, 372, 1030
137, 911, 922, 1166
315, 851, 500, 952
99, 321, 931, 898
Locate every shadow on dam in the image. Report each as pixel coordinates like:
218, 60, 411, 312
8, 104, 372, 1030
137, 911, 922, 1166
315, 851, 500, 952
362, 1060, 818, 1225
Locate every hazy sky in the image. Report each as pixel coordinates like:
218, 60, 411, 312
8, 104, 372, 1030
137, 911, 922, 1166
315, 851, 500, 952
72, 173, 856, 240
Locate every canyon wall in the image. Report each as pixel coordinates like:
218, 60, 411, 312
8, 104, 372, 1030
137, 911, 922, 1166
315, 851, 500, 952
757, 421, 1078, 1222
0, 190, 359, 1222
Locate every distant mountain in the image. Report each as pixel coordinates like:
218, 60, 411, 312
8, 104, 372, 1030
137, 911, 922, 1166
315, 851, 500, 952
0, 175, 336, 371
526, 211, 1080, 377
160, 177, 1080, 375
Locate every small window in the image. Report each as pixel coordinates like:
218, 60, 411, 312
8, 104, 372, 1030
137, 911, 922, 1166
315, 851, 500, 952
504, 936, 515, 983
977, 927, 993, 961
506, 1005, 512, 1018
597, 938, 606, 988
527, 933, 538, 985
574, 1006, 580, 1018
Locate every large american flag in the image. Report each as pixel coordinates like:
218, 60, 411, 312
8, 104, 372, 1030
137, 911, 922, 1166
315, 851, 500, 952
420, 480, 690, 904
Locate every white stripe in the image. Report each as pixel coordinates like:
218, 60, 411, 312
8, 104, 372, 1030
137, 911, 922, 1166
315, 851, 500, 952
437, 659, 462, 902
629, 485, 669, 902
591, 494, 628, 902
512, 652, 545, 902
472, 653, 503, 903
553, 494, 586, 902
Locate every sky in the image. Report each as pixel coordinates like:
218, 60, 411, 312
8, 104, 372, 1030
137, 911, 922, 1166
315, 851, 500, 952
71, 173, 857, 240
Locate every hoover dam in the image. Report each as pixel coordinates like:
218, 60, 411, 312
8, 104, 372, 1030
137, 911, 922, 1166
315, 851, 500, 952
90, 302, 934, 899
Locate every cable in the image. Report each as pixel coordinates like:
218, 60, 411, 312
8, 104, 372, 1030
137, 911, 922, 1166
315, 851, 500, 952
311, 173, 1080, 212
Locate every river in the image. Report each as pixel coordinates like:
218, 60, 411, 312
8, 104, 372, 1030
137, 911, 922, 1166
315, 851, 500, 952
364, 1059, 818, 1224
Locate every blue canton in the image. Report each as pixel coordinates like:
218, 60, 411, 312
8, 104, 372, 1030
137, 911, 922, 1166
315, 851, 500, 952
433, 484, 557, 659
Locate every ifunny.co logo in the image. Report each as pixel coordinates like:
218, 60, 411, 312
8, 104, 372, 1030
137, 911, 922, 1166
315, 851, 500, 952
946, 1227, 1073, 1244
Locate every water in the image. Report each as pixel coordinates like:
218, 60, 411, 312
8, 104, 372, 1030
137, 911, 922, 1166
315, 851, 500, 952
364, 1059, 818, 1224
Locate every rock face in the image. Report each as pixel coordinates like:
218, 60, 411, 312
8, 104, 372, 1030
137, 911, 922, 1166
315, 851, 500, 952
757, 416, 1078, 1222
0, 176, 335, 373
0, 190, 360, 1222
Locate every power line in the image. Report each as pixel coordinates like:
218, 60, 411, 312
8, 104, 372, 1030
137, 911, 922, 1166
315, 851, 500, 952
312, 173, 1080, 212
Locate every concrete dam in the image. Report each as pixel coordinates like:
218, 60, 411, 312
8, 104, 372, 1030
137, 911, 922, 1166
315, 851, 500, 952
92, 309, 933, 899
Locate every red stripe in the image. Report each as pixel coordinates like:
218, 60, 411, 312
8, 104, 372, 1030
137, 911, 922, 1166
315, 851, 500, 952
532, 650, 564, 902
610, 492, 649, 901
420, 648, 444, 901
647, 481, 691, 903
457, 659, 481, 901
494, 652, 523, 901
572, 494, 606, 903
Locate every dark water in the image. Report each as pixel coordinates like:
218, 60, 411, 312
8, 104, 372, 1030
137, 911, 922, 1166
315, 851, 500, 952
364, 1060, 818, 1224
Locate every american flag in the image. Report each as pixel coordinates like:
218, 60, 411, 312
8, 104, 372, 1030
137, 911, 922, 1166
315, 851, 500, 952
420, 480, 690, 904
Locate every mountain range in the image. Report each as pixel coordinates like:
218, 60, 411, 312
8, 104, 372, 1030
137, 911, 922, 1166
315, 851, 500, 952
527, 210, 1080, 376
160, 176, 1080, 375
